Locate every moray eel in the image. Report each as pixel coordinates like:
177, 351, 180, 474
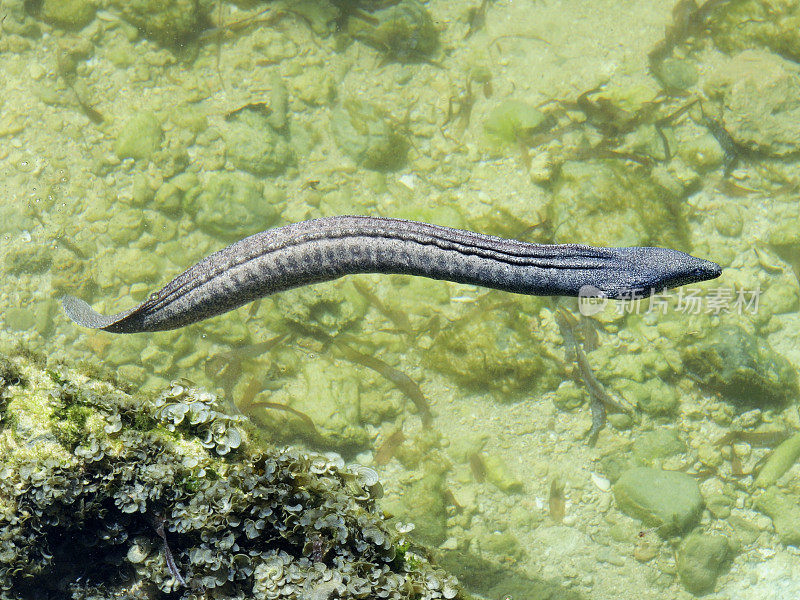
62, 215, 721, 333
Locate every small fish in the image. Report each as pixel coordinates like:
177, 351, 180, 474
468, 451, 486, 483
549, 478, 566, 523
374, 428, 406, 466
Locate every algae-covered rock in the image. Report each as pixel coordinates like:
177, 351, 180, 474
481, 453, 524, 494
704, 50, 800, 157
682, 324, 798, 407
0, 350, 465, 599
4, 244, 52, 274
114, 111, 163, 161
185, 171, 282, 241
654, 57, 698, 92
755, 486, 800, 545
35, 0, 95, 29
331, 99, 408, 170
548, 160, 689, 249
676, 531, 730, 594
383, 457, 449, 546
632, 429, 687, 466
615, 377, 679, 417
108, 0, 211, 45
347, 0, 439, 62
253, 358, 370, 452
709, 1, 800, 63
274, 281, 368, 337
4, 307, 36, 332
613, 467, 703, 536
426, 303, 559, 397
754, 432, 800, 489
222, 106, 294, 176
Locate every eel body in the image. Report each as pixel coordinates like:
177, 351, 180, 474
62, 215, 722, 333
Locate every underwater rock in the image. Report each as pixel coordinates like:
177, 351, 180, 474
709, 1, 800, 63
383, 457, 449, 546
754, 432, 800, 489
331, 99, 408, 170
548, 160, 689, 249
4, 244, 52, 274
347, 0, 439, 63
108, 0, 211, 46
653, 57, 698, 92
254, 358, 371, 452
33, 0, 95, 29
704, 50, 800, 157
222, 106, 294, 176
4, 307, 36, 332
426, 303, 558, 397
613, 467, 703, 536
114, 111, 163, 161
0, 350, 464, 599
681, 324, 798, 407
631, 429, 687, 467
184, 171, 282, 241
96, 247, 163, 288
755, 486, 800, 546
481, 453, 524, 494
615, 377, 679, 417
676, 531, 730, 594
280, 0, 341, 36
50, 248, 94, 298
274, 281, 368, 338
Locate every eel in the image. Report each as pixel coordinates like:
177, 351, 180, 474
62, 215, 721, 333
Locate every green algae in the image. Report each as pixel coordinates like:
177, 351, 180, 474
347, 0, 439, 63
483, 99, 550, 146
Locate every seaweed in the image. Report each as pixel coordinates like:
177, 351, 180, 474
648, 0, 733, 71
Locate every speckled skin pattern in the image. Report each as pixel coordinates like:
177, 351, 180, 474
62, 216, 722, 333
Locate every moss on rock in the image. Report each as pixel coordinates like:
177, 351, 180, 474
108, 0, 212, 46
0, 350, 465, 599
36, 0, 95, 29
682, 324, 798, 407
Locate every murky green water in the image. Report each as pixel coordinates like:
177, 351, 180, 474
2, 1, 800, 598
